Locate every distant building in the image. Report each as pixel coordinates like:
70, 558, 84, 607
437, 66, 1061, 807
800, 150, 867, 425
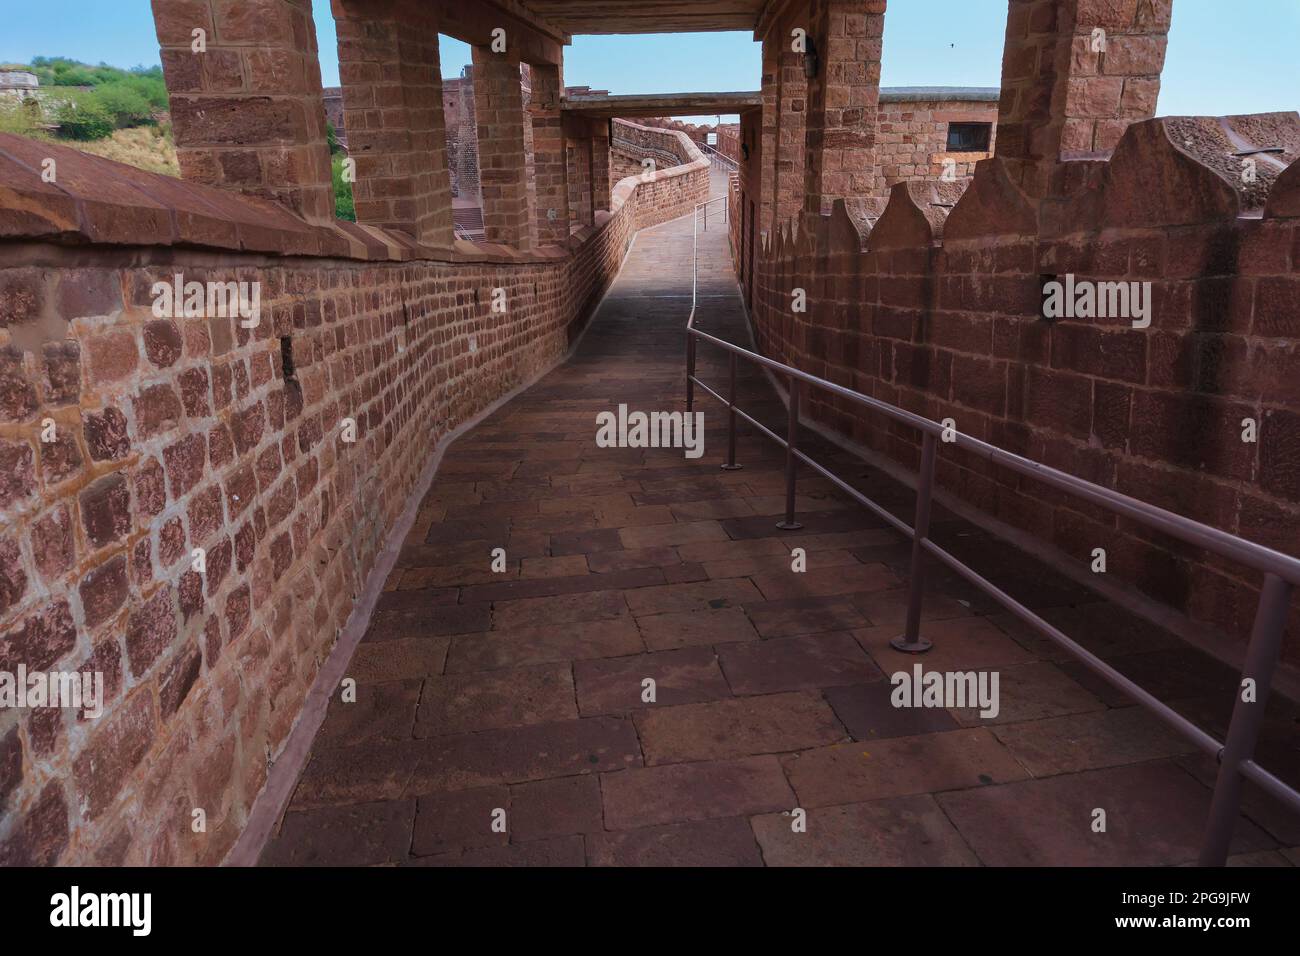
0, 70, 39, 102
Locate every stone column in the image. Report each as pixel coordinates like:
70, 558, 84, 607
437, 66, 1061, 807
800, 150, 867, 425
759, 34, 779, 235
565, 114, 593, 227
590, 120, 612, 215
332, 0, 454, 246
801, 0, 886, 220
152, 0, 334, 223
775, 37, 808, 229
471, 45, 535, 250
528, 62, 571, 245
996, 0, 1172, 194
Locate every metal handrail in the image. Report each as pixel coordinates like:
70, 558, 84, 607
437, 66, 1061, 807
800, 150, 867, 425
681, 199, 1300, 866
699, 141, 739, 172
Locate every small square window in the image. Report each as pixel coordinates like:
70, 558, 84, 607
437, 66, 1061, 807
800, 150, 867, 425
946, 122, 992, 152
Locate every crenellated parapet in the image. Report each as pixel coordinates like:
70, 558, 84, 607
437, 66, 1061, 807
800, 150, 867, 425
739, 0, 1300, 670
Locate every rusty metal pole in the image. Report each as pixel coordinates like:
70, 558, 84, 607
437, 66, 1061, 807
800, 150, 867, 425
722, 351, 742, 471
891, 432, 938, 653
1199, 573, 1292, 865
776, 378, 802, 530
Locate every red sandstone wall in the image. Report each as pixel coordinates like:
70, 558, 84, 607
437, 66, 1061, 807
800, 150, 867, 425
609, 120, 712, 228
0, 126, 682, 864
874, 98, 998, 198
717, 125, 741, 165
743, 114, 1300, 662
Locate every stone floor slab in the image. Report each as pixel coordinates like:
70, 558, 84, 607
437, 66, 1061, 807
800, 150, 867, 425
445, 617, 644, 673
752, 795, 981, 866
634, 606, 759, 650
937, 762, 1275, 866
414, 664, 577, 737
601, 755, 795, 830
781, 728, 1029, 808
407, 717, 642, 794
719, 631, 882, 695
262, 800, 415, 867
992, 706, 1196, 776
574, 646, 732, 716
634, 691, 846, 765
587, 818, 763, 866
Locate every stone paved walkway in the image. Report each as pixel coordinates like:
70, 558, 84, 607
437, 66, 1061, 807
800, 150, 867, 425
261, 171, 1300, 867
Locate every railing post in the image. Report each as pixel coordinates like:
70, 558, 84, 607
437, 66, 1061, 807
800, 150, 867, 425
686, 333, 696, 413
1198, 573, 1293, 865
722, 351, 742, 471
891, 432, 938, 653
776, 378, 802, 530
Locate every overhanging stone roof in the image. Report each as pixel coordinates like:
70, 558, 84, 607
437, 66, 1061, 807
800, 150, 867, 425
562, 91, 763, 117
562, 87, 1000, 118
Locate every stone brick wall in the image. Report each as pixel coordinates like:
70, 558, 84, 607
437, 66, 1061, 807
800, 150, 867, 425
744, 113, 1300, 663
716, 124, 741, 164
0, 122, 687, 864
873, 96, 999, 198
322, 86, 346, 145
609, 150, 645, 188
608, 120, 712, 229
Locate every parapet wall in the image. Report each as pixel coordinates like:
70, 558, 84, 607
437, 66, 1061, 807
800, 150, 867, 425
0, 128, 682, 865
609, 120, 712, 229
746, 112, 1300, 662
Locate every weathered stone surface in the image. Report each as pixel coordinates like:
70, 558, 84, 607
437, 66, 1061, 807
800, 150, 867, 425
414, 664, 577, 736
938, 762, 1274, 866
263, 800, 416, 866
602, 755, 795, 830
753, 795, 981, 866
574, 646, 731, 716
719, 632, 882, 695
782, 729, 1028, 808
588, 817, 764, 867
634, 691, 845, 764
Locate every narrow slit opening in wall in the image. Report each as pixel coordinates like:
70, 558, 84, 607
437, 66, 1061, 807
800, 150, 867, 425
439, 34, 483, 239
280, 336, 296, 379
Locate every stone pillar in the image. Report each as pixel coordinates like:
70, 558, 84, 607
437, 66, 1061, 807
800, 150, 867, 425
152, 0, 334, 223
775, 38, 808, 230
997, 0, 1172, 194
590, 120, 612, 215
759, 34, 779, 235
332, 0, 454, 246
802, 0, 886, 220
528, 62, 571, 245
565, 114, 593, 227
471, 45, 535, 250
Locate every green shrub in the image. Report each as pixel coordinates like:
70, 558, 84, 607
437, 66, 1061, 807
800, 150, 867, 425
333, 156, 355, 222
53, 92, 114, 140
119, 72, 169, 112
92, 81, 155, 127
0, 100, 44, 138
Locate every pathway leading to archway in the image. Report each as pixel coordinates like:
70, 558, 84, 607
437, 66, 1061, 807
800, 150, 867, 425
260, 169, 1298, 867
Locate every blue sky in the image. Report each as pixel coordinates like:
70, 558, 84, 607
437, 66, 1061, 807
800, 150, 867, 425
1, 0, 1295, 121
